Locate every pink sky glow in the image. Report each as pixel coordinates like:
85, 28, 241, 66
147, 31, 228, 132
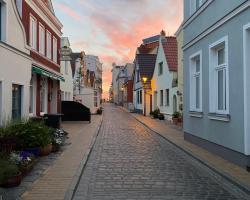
53, 0, 183, 99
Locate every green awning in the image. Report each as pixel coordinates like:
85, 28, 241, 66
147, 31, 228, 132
32, 66, 65, 82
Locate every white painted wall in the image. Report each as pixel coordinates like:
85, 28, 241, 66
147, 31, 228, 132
60, 60, 73, 101
0, 0, 31, 124
151, 39, 178, 120
74, 88, 96, 114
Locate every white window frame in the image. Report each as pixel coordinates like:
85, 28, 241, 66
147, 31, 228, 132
29, 15, 37, 50
243, 23, 250, 155
46, 30, 52, 59
53, 36, 57, 63
189, 50, 202, 112
39, 23, 45, 55
209, 36, 229, 115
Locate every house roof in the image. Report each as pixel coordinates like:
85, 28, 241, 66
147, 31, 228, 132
143, 35, 160, 44
136, 54, 157, 87
162, 37, 178, 71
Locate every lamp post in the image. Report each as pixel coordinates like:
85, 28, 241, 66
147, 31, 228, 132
142, 77, 148, 116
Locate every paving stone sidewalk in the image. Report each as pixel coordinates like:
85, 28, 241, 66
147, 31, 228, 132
121, 107, 250, 192
20, 115, 102, 200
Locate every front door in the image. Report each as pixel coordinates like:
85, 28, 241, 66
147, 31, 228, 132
12, 84, 22, 120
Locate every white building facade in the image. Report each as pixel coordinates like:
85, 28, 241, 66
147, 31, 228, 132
60, 37, 73, 101
151, 35, 179, 120
0, 0, 31, 124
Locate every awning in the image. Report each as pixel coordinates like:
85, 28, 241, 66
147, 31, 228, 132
32, 65, 65, 82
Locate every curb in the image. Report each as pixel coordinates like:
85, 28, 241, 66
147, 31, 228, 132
64, 117, 103, 200
120, 107, 250, 196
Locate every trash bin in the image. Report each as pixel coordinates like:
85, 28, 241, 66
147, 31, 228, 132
43, 114, 63, 129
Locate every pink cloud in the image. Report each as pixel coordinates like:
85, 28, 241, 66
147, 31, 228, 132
54, 2, 82, 22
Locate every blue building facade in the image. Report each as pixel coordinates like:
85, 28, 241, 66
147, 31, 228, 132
183, 0, 250, 168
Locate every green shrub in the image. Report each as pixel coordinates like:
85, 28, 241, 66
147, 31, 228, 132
0, 159, 20, 183
172, 112, 180, 118
2, 121, 53, 148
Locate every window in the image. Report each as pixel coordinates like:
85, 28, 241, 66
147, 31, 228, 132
137, 91, 140, 104
29, 76, 34, 113
209, 37, 229, 114
160, 90, 163, 106
12, 84, 22, 120
136, 70, 140, 82
94, 91, 98, 107
189, 51, 202, 112
61, 91, 64, 101
29, 15, 37, 50
46, 31, 51, 59
53, 37, 57, 63
65, 61, 68, 75
139, 90, 142, 104
39, 24, 45, 55
158, 62, 163, 76
165, 89, 169, 106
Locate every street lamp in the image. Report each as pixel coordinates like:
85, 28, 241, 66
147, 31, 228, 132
142, 77, 148, 116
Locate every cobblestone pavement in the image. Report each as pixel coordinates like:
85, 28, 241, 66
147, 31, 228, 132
73, 104, 248, 200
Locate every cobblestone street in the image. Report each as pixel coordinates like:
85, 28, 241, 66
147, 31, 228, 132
73, 104, 248, 200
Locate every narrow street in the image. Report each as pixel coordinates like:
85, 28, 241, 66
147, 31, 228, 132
73, 104, 245, 200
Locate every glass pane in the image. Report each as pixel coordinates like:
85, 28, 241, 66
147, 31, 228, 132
29, 79, 33, 113
196, 58, 200, 72
218, 47, 225, 65
195, 76, 200, 109
12, 85, 21, 120
218, 70, 224, 110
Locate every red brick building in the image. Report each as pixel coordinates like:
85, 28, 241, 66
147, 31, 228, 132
16, 0, 63, 116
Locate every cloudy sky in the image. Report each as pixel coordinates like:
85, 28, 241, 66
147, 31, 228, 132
53, 0, 183, 99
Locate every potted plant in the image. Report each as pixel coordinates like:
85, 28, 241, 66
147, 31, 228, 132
96, 107, 103, 115
172, 112, 180, 125
158, 113, 165, 120
151, 108, 160, 119
0, 159, 22, 188
19, 151, 36, 176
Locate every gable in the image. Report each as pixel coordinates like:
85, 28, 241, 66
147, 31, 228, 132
42, 0, 55, 14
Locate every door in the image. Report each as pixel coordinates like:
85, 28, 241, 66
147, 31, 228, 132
173, 95, 177, 113
154, 91, 157, 110
12, 84, 22, 120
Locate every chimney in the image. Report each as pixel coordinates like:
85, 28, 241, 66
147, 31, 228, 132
160, 30, 167, 42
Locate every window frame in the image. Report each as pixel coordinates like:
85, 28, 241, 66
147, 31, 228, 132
53, 36, 58, 63
209, 36, 229, 115
29, 15, 37, 50
165, 89, 170, 106
39, 23, 45, 55
189, 50, 202, 112
158, 62, 163, 76
46, 30, 52, 59
160, 90, 163, 106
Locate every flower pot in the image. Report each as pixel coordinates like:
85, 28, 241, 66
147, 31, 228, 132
20, 160, 36, 177
52, 143, 60, 152
0, 172, 22, 188
39, 144, 52, 156
158, 114, 165, 120
172, 117, 178, 125
25, 147, 40, 157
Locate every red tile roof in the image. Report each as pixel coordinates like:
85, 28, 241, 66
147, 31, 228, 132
162, 37, 178, 72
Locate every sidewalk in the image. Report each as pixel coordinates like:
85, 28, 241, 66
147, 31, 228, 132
121, 107, 250, 193
21, 115, 102, 200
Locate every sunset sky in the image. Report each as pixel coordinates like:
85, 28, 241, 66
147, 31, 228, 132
53, 0, 183, 99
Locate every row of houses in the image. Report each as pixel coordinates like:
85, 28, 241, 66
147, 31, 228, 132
0, 0, 102, 125
111, 30, 183, 120
111, 0, 250, 169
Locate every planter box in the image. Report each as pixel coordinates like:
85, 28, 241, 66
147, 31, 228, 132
39, 144, 52, 156
0, 172, 22, 188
